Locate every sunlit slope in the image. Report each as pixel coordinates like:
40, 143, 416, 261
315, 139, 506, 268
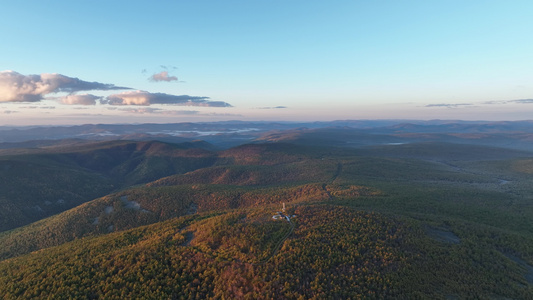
0, 206, 414, 299
0, 144, 342, 260
2, 205, 533, 299
149, 161, 335, 187
3, 141, 533, 262
0, 182, 331, 260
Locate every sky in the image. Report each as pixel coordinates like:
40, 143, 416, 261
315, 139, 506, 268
1, 0, 533, 125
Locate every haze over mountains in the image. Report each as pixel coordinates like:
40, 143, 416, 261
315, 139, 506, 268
3, 119, 533, 150
2, 120, 533, 298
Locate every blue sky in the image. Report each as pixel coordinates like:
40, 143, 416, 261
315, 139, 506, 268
1, 0, 533, 125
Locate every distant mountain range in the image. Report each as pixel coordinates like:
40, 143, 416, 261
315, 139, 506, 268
3, 120, 533, 149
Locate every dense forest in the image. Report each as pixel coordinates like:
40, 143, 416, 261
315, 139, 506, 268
1, 137, 533, 298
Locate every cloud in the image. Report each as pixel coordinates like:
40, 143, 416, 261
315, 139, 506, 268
425, 99, 533, 109
478, 99, 533, 105
114, 107, 241, 117
104, 90, 232, 107
509, 99, 533, 104
206, 112, 243, 117
149, 71, 178, 82
425, 103, 473, 108
1, 70, 231, 111
482, 100, 507, 105
2, 110, 18, 114
117, 107, 164, 114
117, 107, 201, 115
0, 70, 131, 103
19, 106, 55, 109
60, 94, 102, 105
161, 110, 201, 115
256, 106, 287, 109
160, 65, 177, 70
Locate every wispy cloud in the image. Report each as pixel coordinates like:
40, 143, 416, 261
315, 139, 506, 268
18, 106, 55, 109
114, 107, 241, 117
425, 103, 473, 108
434, 99, 533, 107
481, 99, 533, 105
256, 106, 287, 109
59, 94, 102, 105
2, 110, 18, 114
509, 99, 533, 104
481, 100, 507, 105
149, 71, 178, 82
117, 107, 200, 115
0, 70, 131, 102
103, 90, 232, 107
116, 107, 165, 114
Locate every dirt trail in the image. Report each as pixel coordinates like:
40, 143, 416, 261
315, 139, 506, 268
182, 231, 194, 246
322, 162, 342, 201
186, 203, 198, 215
504, 253, 533, 284
331, 162, 342, 182
251, 221, 295, 266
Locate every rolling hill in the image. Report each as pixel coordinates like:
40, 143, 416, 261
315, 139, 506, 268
1, 132, 533, 298
0, 140, 217, 232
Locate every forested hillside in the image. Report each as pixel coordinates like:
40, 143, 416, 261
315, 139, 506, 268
0, 140, 217, 231
1, 138, 533, 298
